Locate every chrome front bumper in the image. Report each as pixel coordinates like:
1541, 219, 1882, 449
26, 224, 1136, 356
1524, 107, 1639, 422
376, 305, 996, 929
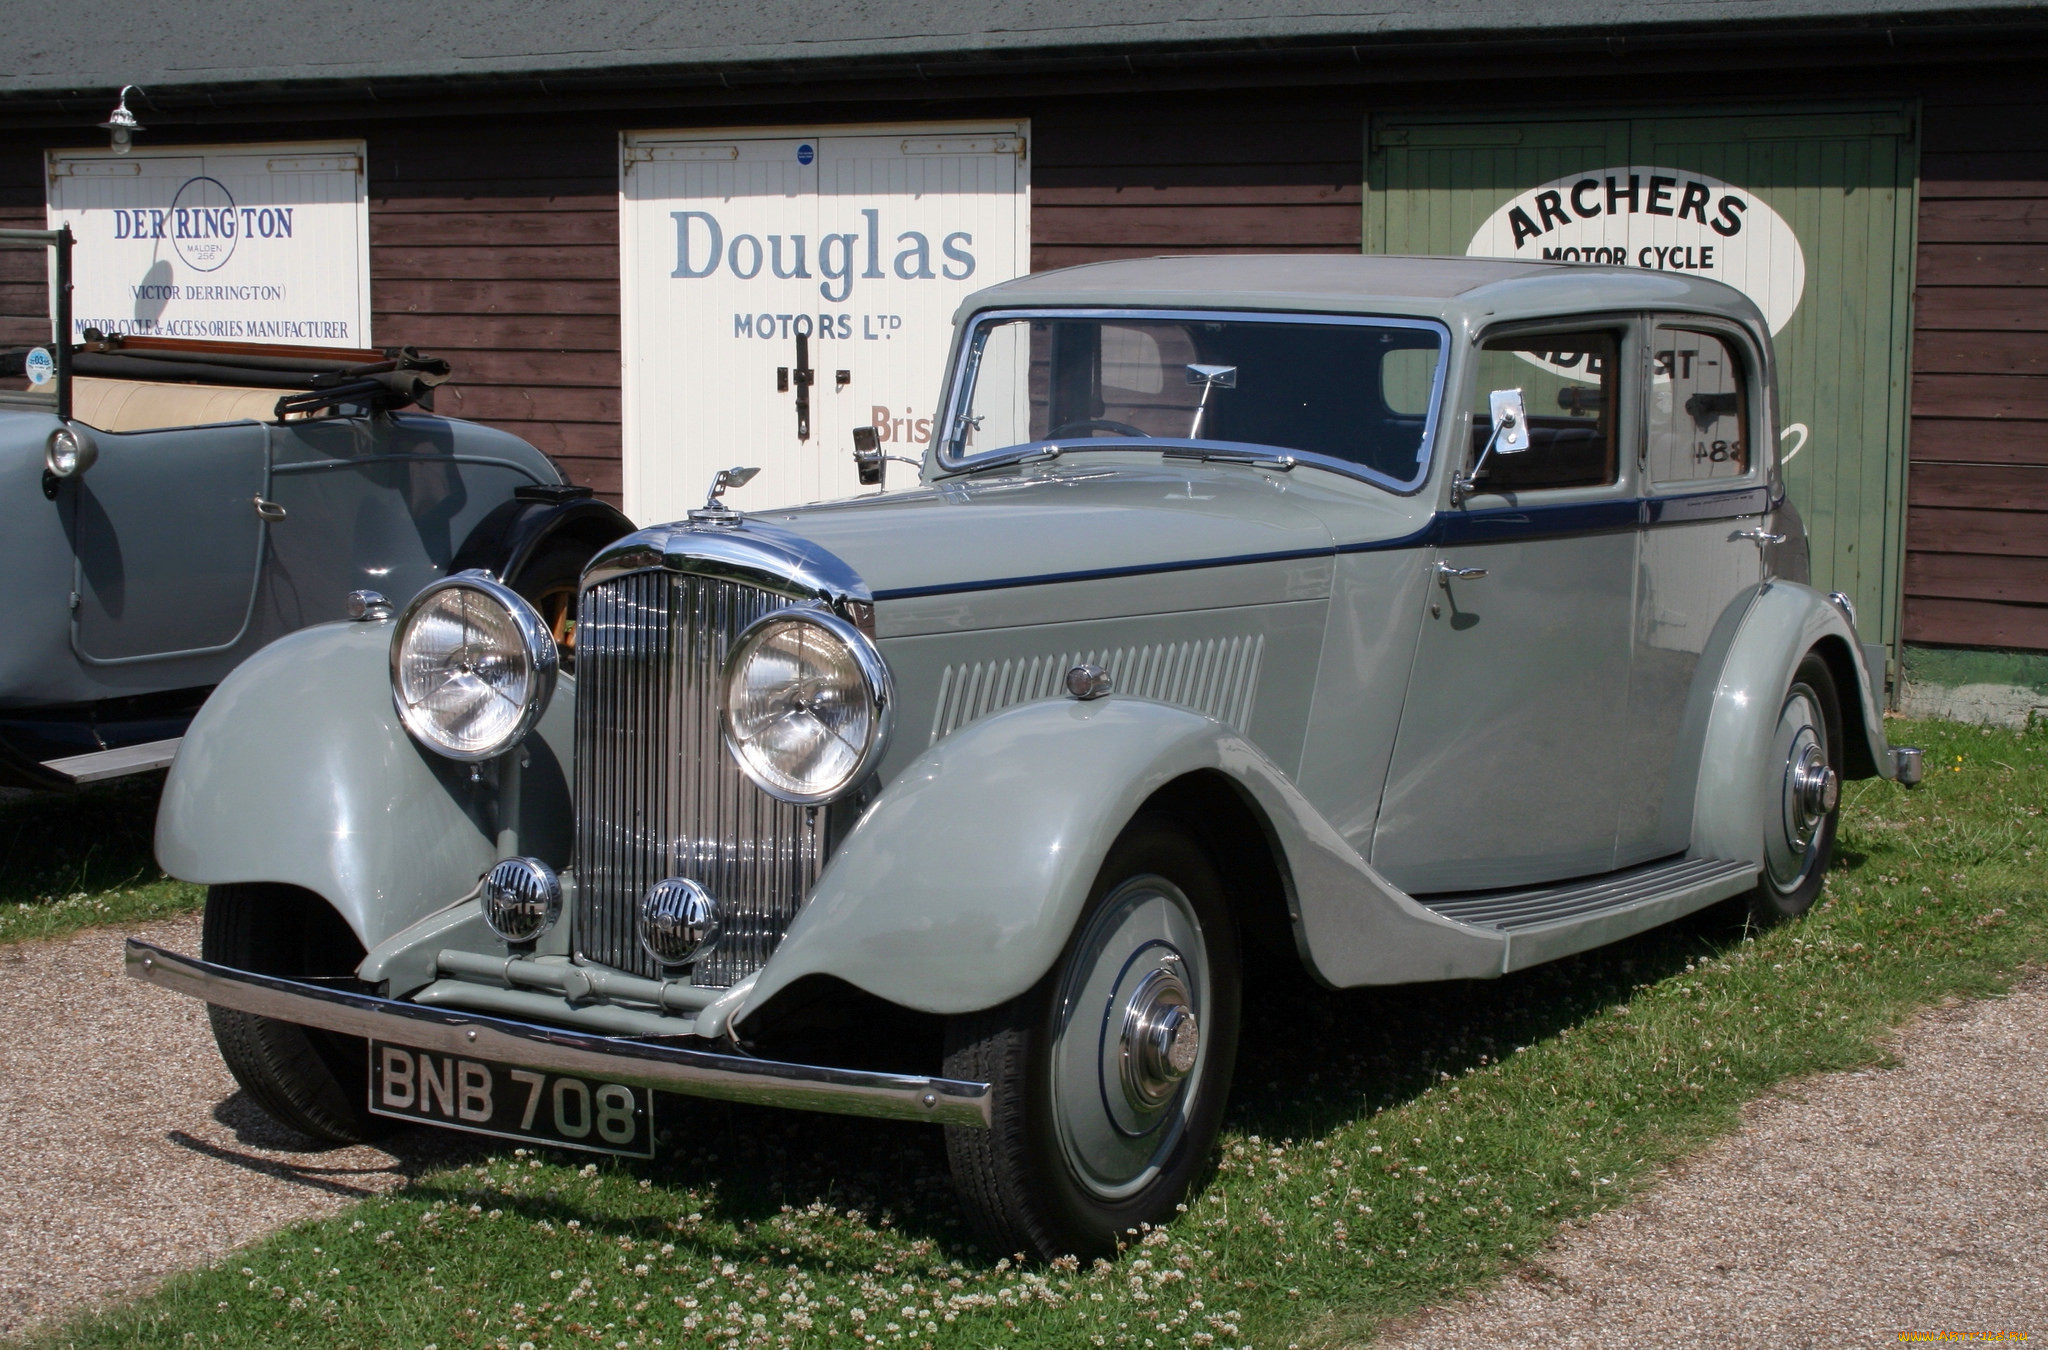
125, 939, 992, 1129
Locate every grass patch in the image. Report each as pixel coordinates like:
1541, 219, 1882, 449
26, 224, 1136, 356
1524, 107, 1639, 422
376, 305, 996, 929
0, 776, 203, 946
22, 717, 2046, 1350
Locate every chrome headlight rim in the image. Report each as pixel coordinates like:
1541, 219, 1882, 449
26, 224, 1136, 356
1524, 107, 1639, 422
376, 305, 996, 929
389, 570, 559, 763
45, 425, 97, 479
720, 605, 892, 805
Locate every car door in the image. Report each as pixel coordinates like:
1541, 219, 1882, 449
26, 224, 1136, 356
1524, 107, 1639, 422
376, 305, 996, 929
1371, 323, 1640, 894
70, 420, 269, 665
1615, 319, 1770, 865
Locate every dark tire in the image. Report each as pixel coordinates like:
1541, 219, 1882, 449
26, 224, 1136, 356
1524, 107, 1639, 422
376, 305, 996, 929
942, 814, 1241, 1260
505, 537, 591, 676
1745, 652, 1843, 924
202, 883, 387, 1145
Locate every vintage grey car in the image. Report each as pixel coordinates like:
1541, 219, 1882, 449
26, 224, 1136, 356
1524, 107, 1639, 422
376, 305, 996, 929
0, 226, 630, 789
129, 254, 1922, 1259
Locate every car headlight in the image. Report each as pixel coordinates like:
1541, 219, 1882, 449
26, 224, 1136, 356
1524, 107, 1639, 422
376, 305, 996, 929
390, 572, 558, 761
722, 608, 891, 804
45, 426, 97, 479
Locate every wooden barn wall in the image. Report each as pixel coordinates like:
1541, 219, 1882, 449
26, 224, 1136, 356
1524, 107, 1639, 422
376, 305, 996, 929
1029, 92, 1363, 271
0, 161, 50, 349
1904, 76, 2048, 652
365, 119, 622, 498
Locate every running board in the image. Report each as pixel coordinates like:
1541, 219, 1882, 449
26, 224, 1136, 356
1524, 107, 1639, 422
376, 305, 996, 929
40, 737, 182, 784
1417, 857, 1757, 973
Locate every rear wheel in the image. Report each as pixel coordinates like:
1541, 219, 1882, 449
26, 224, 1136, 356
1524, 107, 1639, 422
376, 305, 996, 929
942, 815, 1240, 1259
1746, 652, 1843, 923
202, 883, 386, 1145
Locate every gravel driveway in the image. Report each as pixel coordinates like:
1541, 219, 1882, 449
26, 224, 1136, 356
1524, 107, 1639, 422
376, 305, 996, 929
0, 917, 463, 1338
1374, 976, 2048, 1347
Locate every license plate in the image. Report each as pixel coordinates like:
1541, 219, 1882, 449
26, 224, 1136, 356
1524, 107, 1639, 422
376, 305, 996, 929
368, 1041, 656, 1158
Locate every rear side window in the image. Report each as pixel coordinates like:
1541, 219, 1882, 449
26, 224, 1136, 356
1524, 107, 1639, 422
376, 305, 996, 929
1648, 327, 1751, 484
1466, 330, 1620, 492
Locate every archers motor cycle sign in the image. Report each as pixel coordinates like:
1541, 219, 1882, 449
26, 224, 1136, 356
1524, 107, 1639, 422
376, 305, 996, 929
1467, 165, 1807, 337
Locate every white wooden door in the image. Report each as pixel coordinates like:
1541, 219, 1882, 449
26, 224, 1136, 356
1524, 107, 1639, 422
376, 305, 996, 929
620, 124, 1029, 523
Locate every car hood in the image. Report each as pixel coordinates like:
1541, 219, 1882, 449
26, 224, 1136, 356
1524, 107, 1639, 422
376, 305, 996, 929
736, 460, 1348, 600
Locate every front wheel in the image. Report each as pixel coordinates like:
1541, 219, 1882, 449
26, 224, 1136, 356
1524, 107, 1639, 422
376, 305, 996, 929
1746, 652, 1843, 923
942, 815, 1240, 1259
202, 883, 387, 1145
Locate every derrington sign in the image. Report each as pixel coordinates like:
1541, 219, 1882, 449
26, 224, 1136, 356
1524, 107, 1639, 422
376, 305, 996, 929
46, 143, 371, 346
1467, 165, 1807, 334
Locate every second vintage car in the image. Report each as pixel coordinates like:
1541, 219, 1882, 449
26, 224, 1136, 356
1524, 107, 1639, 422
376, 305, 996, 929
0, 226, 632, 789
129, 254, 1919, 1259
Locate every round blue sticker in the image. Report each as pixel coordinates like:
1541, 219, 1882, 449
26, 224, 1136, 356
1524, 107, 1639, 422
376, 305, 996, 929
24, 347, 54, 386
796, 143, 815, 165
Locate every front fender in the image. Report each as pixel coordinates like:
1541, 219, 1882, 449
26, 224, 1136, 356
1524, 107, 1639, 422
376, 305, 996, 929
1691, 580, 1892, 867
734, 696, 1503, 1029
154, 620, 575, 950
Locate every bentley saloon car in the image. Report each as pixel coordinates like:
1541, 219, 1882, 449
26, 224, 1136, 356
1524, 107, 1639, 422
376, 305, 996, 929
0, 226, 629, 790
129, 254, 1922, 1260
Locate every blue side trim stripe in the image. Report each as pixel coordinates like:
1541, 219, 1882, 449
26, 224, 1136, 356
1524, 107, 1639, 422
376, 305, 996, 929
870, 487, 1771, 602
871, 546, 1336, 601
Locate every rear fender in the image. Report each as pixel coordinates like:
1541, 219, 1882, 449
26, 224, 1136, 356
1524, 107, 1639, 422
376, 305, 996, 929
154, 620, 576, 950
1691, 581, 1892, 867
733, 697, 1502, 1031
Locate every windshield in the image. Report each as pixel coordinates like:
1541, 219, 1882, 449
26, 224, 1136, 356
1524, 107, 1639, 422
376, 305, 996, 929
938, 309, 1447, 490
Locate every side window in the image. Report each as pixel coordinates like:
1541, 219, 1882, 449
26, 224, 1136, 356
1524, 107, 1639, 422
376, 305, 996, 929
1468, 330, 1619, 492
1648, 327, 1750, 484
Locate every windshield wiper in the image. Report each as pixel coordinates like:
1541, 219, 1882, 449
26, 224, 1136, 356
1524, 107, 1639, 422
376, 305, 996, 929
940, 442, 1136, 477
1160, 446, 1297, 472
943, 440, 1298, 479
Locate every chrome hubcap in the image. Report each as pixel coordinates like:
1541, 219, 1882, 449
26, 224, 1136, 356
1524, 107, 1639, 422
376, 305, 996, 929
1791, 743, 1840, 835
1049, 875, 1210, 1201
1766, 683, 1834, 892
1119, 969, 1200, 1110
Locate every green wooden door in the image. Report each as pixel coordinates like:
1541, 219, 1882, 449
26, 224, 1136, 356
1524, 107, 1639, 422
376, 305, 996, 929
1368, 109, 1917, 655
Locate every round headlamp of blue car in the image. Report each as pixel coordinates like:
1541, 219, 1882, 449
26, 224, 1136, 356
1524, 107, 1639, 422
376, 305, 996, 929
390, 571, 558, 762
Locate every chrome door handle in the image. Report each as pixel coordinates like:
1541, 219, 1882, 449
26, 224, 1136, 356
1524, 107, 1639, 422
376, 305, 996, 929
1436, 562, 1488, 586
252, 496, 287, 522
1732, 529, 1785, 545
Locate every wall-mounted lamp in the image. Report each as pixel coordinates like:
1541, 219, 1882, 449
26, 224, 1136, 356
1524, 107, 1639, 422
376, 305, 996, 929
98, 86, 144, 154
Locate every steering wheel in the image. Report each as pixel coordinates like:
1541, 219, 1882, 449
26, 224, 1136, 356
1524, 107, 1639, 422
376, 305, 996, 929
1046, 418, 1151, 439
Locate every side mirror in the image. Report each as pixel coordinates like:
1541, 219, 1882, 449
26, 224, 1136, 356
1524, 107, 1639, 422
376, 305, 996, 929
1487, 388, 1530, 453
1451, 388, 1529, 506
852, 426, 883, 486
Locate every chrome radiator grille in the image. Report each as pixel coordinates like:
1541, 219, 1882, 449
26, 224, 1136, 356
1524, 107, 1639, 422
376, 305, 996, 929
573, 569, 822, 988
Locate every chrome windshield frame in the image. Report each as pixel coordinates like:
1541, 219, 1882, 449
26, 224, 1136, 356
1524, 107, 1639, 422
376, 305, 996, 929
933, 307, 1453, 495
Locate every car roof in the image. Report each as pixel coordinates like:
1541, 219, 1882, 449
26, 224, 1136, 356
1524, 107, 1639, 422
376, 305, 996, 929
956, 254, 1768, 332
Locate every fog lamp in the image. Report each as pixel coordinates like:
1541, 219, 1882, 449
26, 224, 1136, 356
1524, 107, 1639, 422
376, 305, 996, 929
639, 877, 722, 968
481, 856, 562, 944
